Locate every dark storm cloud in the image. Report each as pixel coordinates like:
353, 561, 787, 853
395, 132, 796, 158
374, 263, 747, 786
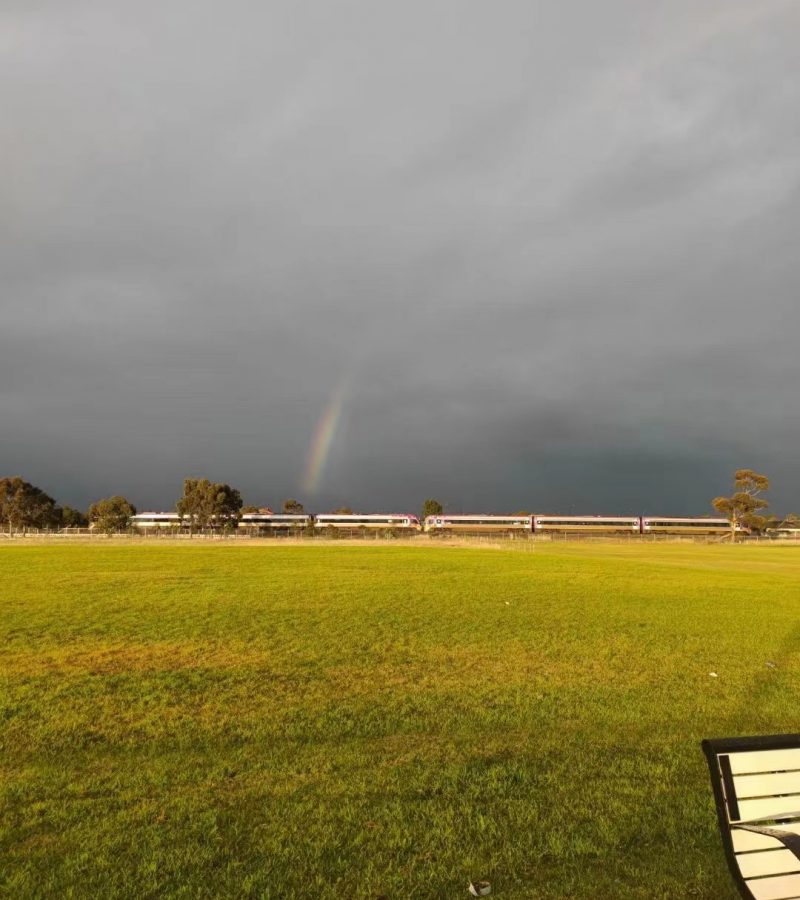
2, 0, 799, 514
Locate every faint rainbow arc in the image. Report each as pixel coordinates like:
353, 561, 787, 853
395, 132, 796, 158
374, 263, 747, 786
302, 385, 346, 493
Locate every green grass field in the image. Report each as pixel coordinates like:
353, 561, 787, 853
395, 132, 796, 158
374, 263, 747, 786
2, 542, 800, 898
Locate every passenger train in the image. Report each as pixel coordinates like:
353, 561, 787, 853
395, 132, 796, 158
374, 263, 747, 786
424, 514, 736, 536
130, 511, 738, 536
130, 512, 418, 533
130, 512, 312, 532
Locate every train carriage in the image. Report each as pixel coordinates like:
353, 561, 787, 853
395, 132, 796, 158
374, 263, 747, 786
641, 516, 731, 535
130, 512, 183, 530
533, 515, 641, 534
314, 514, 421, 531
423, 515, 532, 534
239, 513, 312, 532
130, 512, 312, 532
769, 528, 800, 540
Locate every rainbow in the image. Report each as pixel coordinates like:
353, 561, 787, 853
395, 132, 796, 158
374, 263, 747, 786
302, 384, 346, 493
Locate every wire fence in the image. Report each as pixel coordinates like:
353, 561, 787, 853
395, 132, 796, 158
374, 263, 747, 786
2, 527, 798, 544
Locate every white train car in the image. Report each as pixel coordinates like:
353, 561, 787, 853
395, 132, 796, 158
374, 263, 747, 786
314, 513, 421, 531
424, 515, 532, 534
533, 515, 640, 534
768, 528, 800, 540
131, 512, 183, 530
239, 513, 311, 532
641, 516, 731, 535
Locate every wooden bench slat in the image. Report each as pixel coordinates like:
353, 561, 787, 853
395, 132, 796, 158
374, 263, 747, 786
736, 773, 800, 800
737, 796, 800, 824
730, 750, 800, 776
745, 872, 800, 900
738, 849, 800, 879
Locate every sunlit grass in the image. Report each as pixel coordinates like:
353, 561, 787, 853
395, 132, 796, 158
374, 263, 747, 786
2, 542, 800, 898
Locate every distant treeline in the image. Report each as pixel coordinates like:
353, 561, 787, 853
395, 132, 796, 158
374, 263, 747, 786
1, 471, 798, 539
0, 476, 319, 534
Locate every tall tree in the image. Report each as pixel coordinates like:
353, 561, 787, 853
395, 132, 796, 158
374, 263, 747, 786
712, 469, 770, 542
0, 477, 60, 531
88, 496, 137, 534
420, 498, 443, 521
283, 498, 304, 514
59, 506, 89, 528
176, 479, 242, 531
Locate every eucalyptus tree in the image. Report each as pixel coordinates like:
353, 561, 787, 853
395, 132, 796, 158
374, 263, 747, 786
712, 469, 770, 542
60, 506, 89, 528
0, 477, 60, 531
420, 498, 443, 522
176, 479, 243, 532
88, 496, 137, 534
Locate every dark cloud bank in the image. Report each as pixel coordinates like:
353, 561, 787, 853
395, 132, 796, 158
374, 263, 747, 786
2, 1, 799, 514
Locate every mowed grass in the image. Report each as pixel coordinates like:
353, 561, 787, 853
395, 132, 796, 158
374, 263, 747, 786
2, 543, 800, 898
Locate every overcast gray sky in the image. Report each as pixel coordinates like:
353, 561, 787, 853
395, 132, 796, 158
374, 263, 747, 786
2, 0, 799, 514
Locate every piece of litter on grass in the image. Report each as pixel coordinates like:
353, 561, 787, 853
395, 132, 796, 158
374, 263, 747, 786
505, 601, 510, 605
766, 661, 777, 669
709, 672, 718, 678
469, 881, 491, 896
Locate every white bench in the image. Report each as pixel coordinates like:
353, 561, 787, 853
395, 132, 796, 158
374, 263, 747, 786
703, 735, 800, 899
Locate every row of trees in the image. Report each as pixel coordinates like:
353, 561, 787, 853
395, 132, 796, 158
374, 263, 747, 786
85, 482, 311, 534
2, 471, 799, 538
0, 477, 443, 534
0, 481, 141, 534
0, 477, 318, 533
0, 477, 88, 531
